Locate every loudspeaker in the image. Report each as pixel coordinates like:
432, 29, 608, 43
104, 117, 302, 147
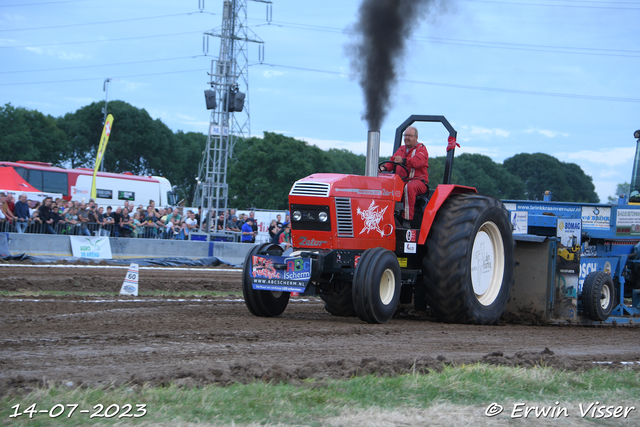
204, 90, 216, 110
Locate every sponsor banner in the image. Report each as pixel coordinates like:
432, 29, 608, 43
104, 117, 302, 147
70, 186, 91, 201
250, 254, 310, 292
581, 206, 611, 230
616, 209, 640, 236
557, 219, 581, 247
404, 242, 416, 254
236, 210, 288, 244
510, 211, 528, 235
69, 236, 113, 259
515, 204, 581, 215
578, 259, 616, 290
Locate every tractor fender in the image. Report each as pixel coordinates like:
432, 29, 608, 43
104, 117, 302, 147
418, 184, 477, 246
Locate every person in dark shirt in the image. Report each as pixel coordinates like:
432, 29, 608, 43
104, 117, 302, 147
50, 201, 65, 233
112, 207, 123, 237
14, 193, 30, 233
37, 197, 56, 234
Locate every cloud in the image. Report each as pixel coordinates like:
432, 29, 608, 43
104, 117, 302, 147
460, 125, 510, 138
297, 136, 368, 154
119, 80, 146, 91
65, 97, 96, 107
177, 113, 196, 121
557, 147, 635, 167
524, 128, 569, 138
24, 46, 87, 60
0, 38, 18, 46
262, 70, 284, 78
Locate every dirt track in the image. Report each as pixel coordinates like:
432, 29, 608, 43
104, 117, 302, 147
1, 263, 640, 394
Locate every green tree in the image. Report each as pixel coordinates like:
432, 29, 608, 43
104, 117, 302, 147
503, 152, 599, 202
0, 103, 69, 164
607, 182, 630, 203
325, 148, 366, 175
58, 101, 176, 176
173, 130, 207, 205
228, 132, 332, 209
425, 154, 525, 199
453, 153, 525, 199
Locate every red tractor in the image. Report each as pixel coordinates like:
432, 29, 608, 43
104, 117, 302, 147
242, 115, 515, 324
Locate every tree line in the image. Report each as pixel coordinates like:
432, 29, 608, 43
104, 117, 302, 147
0, 101, 600, 209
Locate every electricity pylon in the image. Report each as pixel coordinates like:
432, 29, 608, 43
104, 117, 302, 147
194, 0, 271, 235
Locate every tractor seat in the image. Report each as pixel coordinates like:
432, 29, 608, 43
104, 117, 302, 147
394, 185, 431, 221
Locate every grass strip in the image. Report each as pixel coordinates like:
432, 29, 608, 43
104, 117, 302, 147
0, 290, 243, 298
1, 364, 639, 426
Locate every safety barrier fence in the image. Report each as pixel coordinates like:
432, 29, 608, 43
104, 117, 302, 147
0, 220, 244, 242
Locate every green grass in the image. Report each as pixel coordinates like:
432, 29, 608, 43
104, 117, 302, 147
2, 365, 639, 426
0, 290, 243, 298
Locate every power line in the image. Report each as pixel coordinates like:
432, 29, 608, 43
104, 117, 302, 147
1, 16, 634, 59
0, 30, 206, 50
0, 11, 214, 32
0, 0, 94, 6
254, 62, 640, 103
0, 68, 204, 86
1, 61, 637, 104
462, 0, 640, 9
264, 20, 640, 58
0, 55, 207, 74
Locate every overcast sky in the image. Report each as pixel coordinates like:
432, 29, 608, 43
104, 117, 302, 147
1, 0, 639, 202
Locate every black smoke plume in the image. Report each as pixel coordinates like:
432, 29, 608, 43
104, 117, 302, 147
347, 0, 437, 131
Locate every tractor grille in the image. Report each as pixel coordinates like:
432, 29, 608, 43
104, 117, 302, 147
290, 181, 330, 197
335, 197, 354, 237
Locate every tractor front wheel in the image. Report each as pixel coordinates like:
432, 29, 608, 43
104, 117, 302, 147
423, 193, 514, 324
352, 247, 401, 324
242, 243, 290, 317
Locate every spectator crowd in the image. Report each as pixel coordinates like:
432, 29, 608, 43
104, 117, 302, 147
0, 192, 290, 244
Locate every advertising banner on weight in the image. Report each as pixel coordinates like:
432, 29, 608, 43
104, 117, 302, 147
250, 254, 310, 293
69, 236, 113, 259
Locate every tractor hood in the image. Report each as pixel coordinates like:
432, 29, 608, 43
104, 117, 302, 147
290, 173, 405, 202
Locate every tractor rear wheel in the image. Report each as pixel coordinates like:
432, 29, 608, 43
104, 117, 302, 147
423, 193, 514, 324
242, 243, 290, 317
320, 282, 356, 317
352, 247, 401, 324
581, 271, 614, 321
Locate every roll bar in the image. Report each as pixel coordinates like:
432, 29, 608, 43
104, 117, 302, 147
393, 115, 457, 185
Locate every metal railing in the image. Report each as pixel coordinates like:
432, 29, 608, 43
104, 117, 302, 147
0, 219, 243, 242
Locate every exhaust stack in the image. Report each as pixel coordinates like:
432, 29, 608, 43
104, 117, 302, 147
365, 130, 380, 177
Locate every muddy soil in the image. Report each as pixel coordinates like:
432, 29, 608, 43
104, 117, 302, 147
1, 263, 639, 395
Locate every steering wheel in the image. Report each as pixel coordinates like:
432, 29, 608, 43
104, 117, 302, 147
378, 160, 410, 181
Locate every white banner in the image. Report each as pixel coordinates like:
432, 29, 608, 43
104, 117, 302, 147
69, 236, 113, 259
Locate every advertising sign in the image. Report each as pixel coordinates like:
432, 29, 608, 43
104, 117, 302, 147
581, 206, 611, 230
510, 211, 528, 235
250, 254, 310, 292
69, 236, 113, 259
616, 209, 640, 236
70, 186, 91, 201
556, 219, 581, 247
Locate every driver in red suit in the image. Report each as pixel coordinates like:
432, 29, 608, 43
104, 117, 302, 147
379, 126, 428, 225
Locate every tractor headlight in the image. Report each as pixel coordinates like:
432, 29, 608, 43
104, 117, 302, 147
289, 204, 331, 231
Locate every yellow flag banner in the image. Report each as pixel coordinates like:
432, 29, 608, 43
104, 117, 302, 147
91, 114, 114, 199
